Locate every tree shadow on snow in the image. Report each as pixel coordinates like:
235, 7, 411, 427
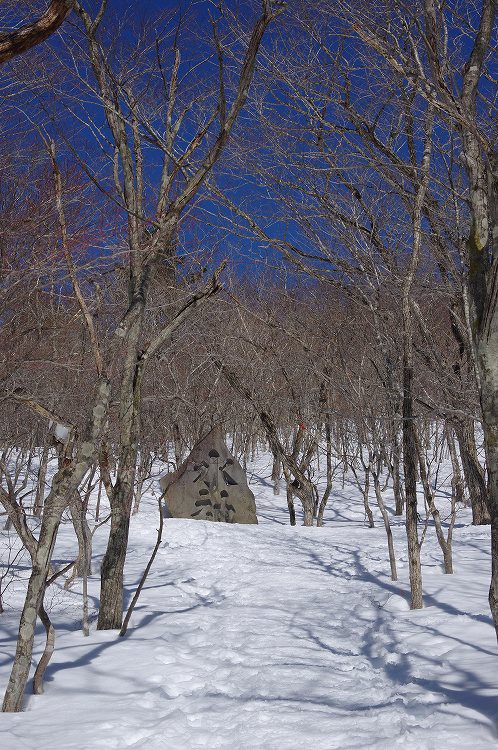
301, 544, 498, 736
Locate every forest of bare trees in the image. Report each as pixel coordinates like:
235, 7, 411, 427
0, 0, 496, 721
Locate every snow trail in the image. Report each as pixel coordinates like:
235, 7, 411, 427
1, 456, 497, 748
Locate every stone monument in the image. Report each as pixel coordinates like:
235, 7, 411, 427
159, 425, 258, 524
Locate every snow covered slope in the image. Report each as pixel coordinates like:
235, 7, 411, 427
1, 455, 497, 749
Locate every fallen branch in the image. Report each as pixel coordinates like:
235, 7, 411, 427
119, 494, 164, 637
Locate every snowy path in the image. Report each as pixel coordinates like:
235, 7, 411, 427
1, 459, 498, 748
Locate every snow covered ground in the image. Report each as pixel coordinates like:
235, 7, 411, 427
1, 454, 497, 749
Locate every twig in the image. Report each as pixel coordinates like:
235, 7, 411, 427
119, 494, 165, 637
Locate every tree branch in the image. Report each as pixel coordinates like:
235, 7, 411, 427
0, 0, 71, 65
140, 261, 226, 366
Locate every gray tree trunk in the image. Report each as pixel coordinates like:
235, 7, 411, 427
33, 441, 50, 518
402, 352, 423, 608
362, 468, 374, 528
371, 463, 397, 581
416, 437, 453, 574
97, 316, 143, 630
272, 453, 281, 496
2, 378, 110, 712
392, 436, 405, 516
478, 336, 498, 635
446, 423, 465, 508
453, 418, 490, 525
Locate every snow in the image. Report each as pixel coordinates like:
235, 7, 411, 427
48, 422, 70, 444
53, 424, 70, 443
1, 454, 497, 749
383, 594, 411, 612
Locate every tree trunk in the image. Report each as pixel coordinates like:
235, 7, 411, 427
133, 451, 152, 514
271, 453, 281, 496
33, 440, 50, 518
400, 105, 433, 610
402, 348, 423, 608
95, 477, 103, 522
2, 500, 68, 711
372, 464, 397, 581
283, 467, 296, 526
32, 603, 55, 695
317, 417, 333, 527
453, 418, 490, 525
70, 496, 92, 578
392, 433, 405, 516
2, 378, 110, 712
97, 498, 133, 630
478, 335, 498, 638
302, 500, 314, 526
416, 436, 453, 574
97, 406, 140, 630
363, 467, 374, 528
286, 486, 296, 525
445, 423, 465, 508
172, 422, 183, 468
98, 319, 143, 630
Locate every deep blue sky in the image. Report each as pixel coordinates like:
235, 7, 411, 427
8, 0, 487, 289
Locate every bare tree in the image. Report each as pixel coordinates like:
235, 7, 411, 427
1, 0, 282, 712
337, 0, 498, 632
